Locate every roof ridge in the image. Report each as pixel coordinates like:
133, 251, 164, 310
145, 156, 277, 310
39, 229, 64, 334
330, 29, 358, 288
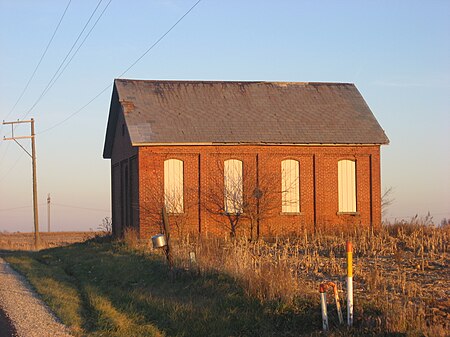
114, 78, 355, 86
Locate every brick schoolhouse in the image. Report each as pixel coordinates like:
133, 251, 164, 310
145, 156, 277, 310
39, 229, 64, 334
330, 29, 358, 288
103, 79, 389, 239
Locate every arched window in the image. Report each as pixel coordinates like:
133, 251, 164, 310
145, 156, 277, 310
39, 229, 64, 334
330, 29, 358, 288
281, 159, 300, 213
224, 159, 243, 214
338, 159, 356, 212
164, 159, 184, 213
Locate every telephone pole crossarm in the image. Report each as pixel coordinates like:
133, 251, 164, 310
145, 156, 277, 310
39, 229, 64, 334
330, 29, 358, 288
4, 135, 33, 141
2, 119, 33, 125
3, 120, 34, 141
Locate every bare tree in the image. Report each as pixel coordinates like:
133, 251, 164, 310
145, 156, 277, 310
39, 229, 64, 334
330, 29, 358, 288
203, 159, 246, 238
140, 156, 299, 240
97, 217, 112, 233
140, 182, 195, 238
381, 186, 395, 218
204, 158, 283, 240
139, 157, 199, 239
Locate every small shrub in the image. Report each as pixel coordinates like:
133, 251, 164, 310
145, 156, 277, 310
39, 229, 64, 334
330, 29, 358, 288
122, 227, 140, 250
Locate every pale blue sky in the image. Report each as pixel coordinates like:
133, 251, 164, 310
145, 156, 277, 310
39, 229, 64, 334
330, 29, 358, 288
0, 0, 449, 232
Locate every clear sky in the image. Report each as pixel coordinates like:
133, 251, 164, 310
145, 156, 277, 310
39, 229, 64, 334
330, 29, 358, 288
0, 0, 449, 232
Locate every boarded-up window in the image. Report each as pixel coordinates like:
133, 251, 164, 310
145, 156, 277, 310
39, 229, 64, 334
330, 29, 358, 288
164, 159, 184, 213
338, 159, 356, 212
224, 159, 243, 214
281, 159, 300, 213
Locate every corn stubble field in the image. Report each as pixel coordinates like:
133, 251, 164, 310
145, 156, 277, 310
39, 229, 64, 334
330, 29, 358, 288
0, 231, 101, 250
171, 224, 450, 336
1, 223, 449, 336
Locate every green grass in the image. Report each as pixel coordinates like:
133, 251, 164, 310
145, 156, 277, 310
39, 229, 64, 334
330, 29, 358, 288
3, 237, 322, 337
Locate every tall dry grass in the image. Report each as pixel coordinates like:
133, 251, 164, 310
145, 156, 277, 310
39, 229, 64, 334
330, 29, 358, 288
173, 236, 311, 303
120, 223, 449, 334
163, 223, 449, 335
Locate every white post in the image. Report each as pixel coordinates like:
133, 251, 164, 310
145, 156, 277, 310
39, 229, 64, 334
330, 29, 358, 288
320, 285, 329, 331
333, 284, 344, 325
347, 241, 353, 326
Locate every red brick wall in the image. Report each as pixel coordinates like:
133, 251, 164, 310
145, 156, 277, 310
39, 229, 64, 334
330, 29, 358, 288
135, 145, 382, 239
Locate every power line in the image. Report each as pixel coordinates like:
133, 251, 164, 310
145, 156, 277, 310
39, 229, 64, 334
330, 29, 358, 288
52, 203, 110, 213
1, 0, 203, 183
0, 0, 105, 164
0, 204, 48, 212
0, 141, 12, 169
0, 0, 72, 147
40, 84, 112, 134
117, 0, 203, 79
39, 0, 203, 134
32, 0, 113, 133
0, 152, 24, 183
0, 205, 33, 212
42, 0, 113, 101
0, 203, 109, 213
1, 0, 72, 124
21, 0, 106, 120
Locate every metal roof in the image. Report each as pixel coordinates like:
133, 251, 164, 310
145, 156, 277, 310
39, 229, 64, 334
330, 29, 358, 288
103, 79, 389, 158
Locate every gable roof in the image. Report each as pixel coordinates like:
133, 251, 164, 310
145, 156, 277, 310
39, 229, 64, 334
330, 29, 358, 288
103, 79, 389, 158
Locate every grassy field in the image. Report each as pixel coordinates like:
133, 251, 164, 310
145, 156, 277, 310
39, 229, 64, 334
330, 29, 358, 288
2, 237, 321, 337
0, 231, 102, 250
2, 223, 449, 336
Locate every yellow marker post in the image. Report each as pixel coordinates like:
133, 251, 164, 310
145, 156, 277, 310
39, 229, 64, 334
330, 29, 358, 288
346, 241, 353, 326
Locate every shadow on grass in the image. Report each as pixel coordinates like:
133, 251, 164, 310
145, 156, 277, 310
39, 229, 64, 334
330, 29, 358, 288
2, 240, 323, 337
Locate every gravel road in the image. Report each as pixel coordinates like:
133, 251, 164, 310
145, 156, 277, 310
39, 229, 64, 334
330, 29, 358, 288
0, 257, 73, 337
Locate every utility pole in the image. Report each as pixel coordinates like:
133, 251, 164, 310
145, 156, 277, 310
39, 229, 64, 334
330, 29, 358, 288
2, 118, 40, 249
47, 193, 51, 232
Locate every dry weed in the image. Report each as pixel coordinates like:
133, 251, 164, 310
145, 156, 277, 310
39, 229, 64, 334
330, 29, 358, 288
164, 223, 449, 335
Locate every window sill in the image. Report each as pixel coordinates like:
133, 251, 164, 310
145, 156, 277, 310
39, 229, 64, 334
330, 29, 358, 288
280, 212, 303, 215
337, 212, 360, 216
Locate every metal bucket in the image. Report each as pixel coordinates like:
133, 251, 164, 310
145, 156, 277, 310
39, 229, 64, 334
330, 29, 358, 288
151, 234, 167, 248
